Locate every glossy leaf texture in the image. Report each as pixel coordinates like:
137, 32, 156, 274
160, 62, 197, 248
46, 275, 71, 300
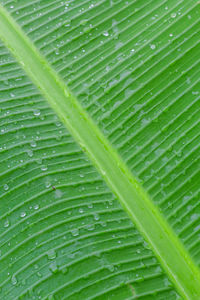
0, 0, 200, 299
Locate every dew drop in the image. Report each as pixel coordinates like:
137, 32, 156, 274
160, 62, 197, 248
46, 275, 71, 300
49, 261, 58, 274
37, 272, 42, 277
34, 204, 39, 210
27, 150, 33, 157
47, 249, 56, 260
107, 264, 114, 272
11, 275, 17, 286
171, 12, 176, 18
71, 228, 79, 237
55, 121, 62, 127
3, 184, 9, 191
30, 141, 37, 148
85, 224, 95, 231
100, 221, 107, 227
20, 212, 26, 218
45, 182, 51, 188
54, 189, 63, 199
150, 44, 156, 50
41, 165, 48, 171
80, 19, 88, 26
103, 31, 109, 37
94, 213, 100, 221
4, 219, 10, 228
33, 109, 41, 116
191, 213, 199, 221
61, 266, 68, 274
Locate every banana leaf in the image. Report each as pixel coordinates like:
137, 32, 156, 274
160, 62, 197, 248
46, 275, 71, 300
0, 0, 200, 299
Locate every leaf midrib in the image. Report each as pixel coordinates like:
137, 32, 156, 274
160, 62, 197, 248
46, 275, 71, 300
0, 5, 200, 299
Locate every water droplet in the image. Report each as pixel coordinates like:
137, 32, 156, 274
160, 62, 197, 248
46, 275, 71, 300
54, 189, 63, 199
3, 184, 9, 191
171, 12, 176, 18
150, 44, 156, 50
34, 204, 39, 210
45, 182, 51, 188
71, 228, 79, 236
37, 272, 42, 277
61, 266, 68, 274
27, 150, 33, 157
79, 208, 84, 214
107, 264, 114, 272
30, 141, 37, 148
191, 213, 199, 221
4, 219, 10, 228
164, 277, 172, 287
55, 121, 62, 127
20, 212, 26, 218
94, 251, 101, 258
85, 224, 95, 231
103, 31, 109, 37
49, 261, 58, 273
11, 275, 17, 285
36, 158, 43, 164
80, 19, 88, 26
94, 213, 100, 221
194, 225, 200, 232
100, 221, 107, 227
83, 24, 93, 33
33, 109, 41, 116
47, 249, 56, 260
41, 165, 48, 171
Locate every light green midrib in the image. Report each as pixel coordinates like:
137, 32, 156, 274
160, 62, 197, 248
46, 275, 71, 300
0, 5, 200, 300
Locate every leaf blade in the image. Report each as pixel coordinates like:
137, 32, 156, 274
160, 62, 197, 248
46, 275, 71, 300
0, 4, 200, 299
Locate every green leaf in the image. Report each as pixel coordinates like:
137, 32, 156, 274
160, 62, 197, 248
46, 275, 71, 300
0, 1, 199, 299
